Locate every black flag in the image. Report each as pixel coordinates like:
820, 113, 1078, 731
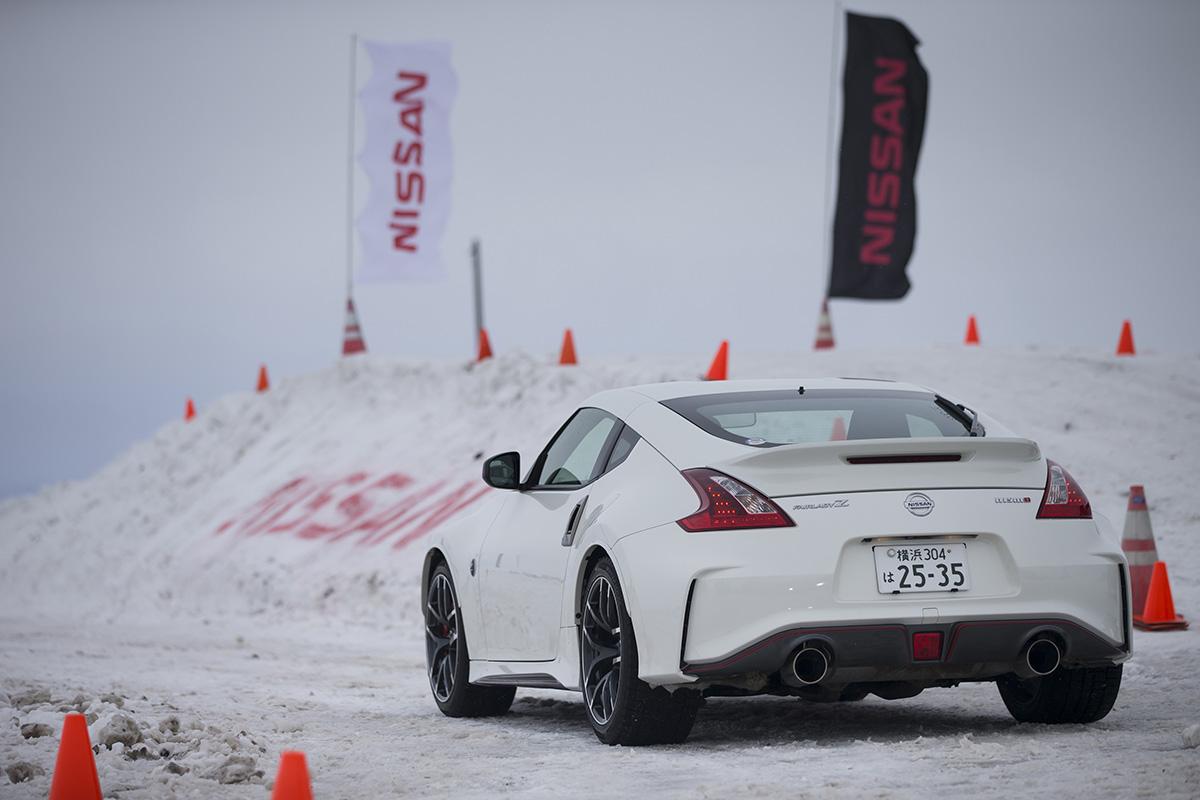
828, 12, 928, 300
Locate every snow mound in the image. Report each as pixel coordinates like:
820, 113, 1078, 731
2, 347, 1198, 626
1, 347, 1199, 799
2, 683, 270, 791
1184, 723, 1200, 749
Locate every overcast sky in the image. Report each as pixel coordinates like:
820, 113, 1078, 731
2, 0, 1198, 498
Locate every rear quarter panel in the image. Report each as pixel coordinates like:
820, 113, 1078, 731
566, 437, 697, 625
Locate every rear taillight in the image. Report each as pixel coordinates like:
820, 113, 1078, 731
676, 468, 794, 531
1036, 460, 1092, 519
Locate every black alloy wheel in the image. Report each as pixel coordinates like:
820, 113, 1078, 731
580, 558, 701, 745
581, 573, 622, 725
424, 563, 515, 717
425, 570, 459, 703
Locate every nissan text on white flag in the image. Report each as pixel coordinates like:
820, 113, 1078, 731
356, 41, 457, 282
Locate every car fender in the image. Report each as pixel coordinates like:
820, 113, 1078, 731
561, 506, 654, 685
565, 532, 653, 685
559, 437, 698, 678
422, 490, 508, 661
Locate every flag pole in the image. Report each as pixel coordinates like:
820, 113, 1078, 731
820, 1, 844, 300
471, 239, 484, 344
344, 33, 359, 300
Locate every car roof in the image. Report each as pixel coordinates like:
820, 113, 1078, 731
579, 378, 943, 469
623, 377, 932, 402
581, 377, 937, 430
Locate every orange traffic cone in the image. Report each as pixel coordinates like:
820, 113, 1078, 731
705, 341, 728, 381
477, 328, 493, 361
1120, 485, 1160, 613
49, 713, 102, 800
184, 398, 196, 422
559, 328, 577, 365
270, 751, 313, 800
814, 300, 835, 350
256, 365, 270, 393
342, 297, 367, 356
830, 416, 847, 441
1133, 561, 1188, 631
964, 315, 980, 345
1116, 320, 1136, 356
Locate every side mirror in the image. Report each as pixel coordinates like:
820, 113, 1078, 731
482, 451, 522, 490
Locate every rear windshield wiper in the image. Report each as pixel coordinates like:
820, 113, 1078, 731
935, 396, 985, 437
962, 405, 985, 437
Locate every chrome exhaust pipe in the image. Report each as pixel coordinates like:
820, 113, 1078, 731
1018, 637, 1062, 678
791, 645, 831, 686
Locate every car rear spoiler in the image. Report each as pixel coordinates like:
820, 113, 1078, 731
714, 437, 1045, 497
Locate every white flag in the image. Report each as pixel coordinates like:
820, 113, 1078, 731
356, 41, 457, 282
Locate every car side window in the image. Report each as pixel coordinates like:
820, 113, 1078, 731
603, 425, 640, 473
531, 408, 620, 488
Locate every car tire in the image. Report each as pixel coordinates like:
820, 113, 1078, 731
996, 664, 1122, 724
838, 686, 870, 702
580, 558, 701, 745
425, 563, 515, 718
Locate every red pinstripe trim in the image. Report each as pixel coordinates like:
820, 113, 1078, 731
944, 617, 1091, 659
684, 624, 906, 674
687, 617, 1117, 675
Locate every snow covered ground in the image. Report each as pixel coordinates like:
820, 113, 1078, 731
2, 347, 1199, 797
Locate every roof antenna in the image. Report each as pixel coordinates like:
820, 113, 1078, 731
797, 385, 806, 395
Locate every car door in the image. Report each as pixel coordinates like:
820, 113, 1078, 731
477, 408, 622, 661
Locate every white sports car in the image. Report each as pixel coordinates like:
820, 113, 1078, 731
423, 378, 1130, 745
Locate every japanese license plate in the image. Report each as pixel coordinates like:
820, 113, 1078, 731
873, 542, 970, 594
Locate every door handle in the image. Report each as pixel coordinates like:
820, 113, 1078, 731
561, 496, 589, 547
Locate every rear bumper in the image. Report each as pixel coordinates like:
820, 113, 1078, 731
612, 499, 1131, 687
682, 614, 1128, 684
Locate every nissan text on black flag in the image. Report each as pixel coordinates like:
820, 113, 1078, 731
828, 13, 928, 300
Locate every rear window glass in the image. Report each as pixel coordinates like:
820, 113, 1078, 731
661, 390, 976, 447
